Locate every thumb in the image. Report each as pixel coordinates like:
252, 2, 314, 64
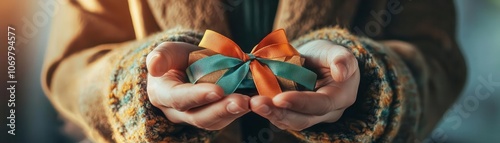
298, 40, 358, 82
328, 49, 358, 82
146, 42, 200, 77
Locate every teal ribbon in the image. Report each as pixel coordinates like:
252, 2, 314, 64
187, 54, 317, 95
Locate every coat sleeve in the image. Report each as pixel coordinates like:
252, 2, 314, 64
41, 1, 219, 142
276, 0, 466, 142
380, 1, 466, 139
286, 27, 419, 142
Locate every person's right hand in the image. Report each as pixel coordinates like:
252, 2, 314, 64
146, 42, 251, 130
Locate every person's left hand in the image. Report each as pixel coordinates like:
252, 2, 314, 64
250, 40, 360, 131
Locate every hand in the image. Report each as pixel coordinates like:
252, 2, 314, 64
146, 42, 250, 130
250, 40, 360, 131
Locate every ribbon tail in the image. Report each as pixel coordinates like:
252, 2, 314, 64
259, 59, 317, 90
187, 54, 243, 83
216, 62, 250, 95
250, 61, 282, 97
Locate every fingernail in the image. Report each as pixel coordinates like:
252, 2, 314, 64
205, 92, 221, 102
258, 105, 271, 115
335, 63, 348, 81
277, 101, 291, 109
227, 102, 245, 114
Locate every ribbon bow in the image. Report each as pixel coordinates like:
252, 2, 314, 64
187, 29, 317, 97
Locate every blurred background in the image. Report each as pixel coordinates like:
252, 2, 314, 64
0, 0, 499, 142
430, 0, 500, 142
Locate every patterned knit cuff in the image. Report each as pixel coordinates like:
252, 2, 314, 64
286, 27, 419, 142
107, 28, 217, 142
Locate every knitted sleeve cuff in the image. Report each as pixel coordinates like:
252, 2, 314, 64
287, 27, 420, 142
106, 28, 217, 142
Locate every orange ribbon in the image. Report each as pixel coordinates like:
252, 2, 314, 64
198, 29, 300, 97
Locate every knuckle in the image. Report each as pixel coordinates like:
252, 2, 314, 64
334, 114, 342, 121
325, 100, 336, 111
326, 96, 338, 110
204, 127, 219, 131
166, 90, 189, 111
342, 51, 358, 68
291, 118, 311, 131
170, 100, 187, 111
317, 107, 331, 116
334, 49, 355, 64
271, 122, 288, 130
347, 94, 357, 106
273, 109, 286, 122
161, 109, 184, 124
325, 112, 344, 123
147, 90, 160, 106
162, 47, 175, 57
277, 125, 288, 130
189, 117, 208, 129
294, 120, 311, 131
329, 115, 342, 123
167, 93, 185, 111
293, 98, 307, 112
206, 124, 226, 131
146, 51, 159, 65
317, 96, 334, 115
188, 95, 203, 106
214, 108, 234, 119
149, 98, 163, 108
214, 111, 227, 119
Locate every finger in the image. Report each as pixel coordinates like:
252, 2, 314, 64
268, 108, 346, 131
315, 69, 359, 109
269, 120, 289, 130
162, 94, 251, 130
272, 91, 336, 116
250, 96, 326, 131
148, 71, 225, 111
250, 95, 274, 116
328, 48, 358, 82
250, 96, 285, 127
272, 70, 359, 115
298, 40, 358, 82
146, 42, 200, 77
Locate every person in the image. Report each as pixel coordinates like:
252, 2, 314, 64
41, 0, 466, 142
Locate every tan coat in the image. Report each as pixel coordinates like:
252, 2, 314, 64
42, 0, 466, 142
